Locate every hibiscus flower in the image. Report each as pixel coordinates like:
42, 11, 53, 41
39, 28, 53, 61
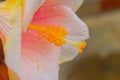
0, 0, 89, 80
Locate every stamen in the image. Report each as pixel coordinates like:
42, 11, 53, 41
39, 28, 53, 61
28, 24, 87, 53
66, 40, 87, 53
28, 24, 68, 46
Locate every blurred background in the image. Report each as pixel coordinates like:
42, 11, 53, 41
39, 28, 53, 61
60, 0, 120, 80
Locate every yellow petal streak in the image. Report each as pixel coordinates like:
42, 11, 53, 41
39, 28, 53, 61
28, 24, 86, 53
1, 0, 24, 12
0, 0, 24, 25
6, 0, 24, 16
5, 0, 24, 8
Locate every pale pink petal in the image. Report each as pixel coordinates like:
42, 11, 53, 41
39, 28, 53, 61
44, 0, 84, 11
0, 12, 10, 43
0, 20, 23, 80
5, 25, 23, 80
31, 5, 89, 41
22, 27, 60, 80
24, 0, 45, 30
0, 8, 23, 79
31, 5, 89, 64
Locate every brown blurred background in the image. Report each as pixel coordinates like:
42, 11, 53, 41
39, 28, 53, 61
60, 0, 120, 80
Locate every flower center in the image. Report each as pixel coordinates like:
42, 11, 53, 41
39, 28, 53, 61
29, 24, 68, 46
28, 24, 86, 53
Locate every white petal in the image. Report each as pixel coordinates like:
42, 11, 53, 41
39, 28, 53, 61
45, 0, 84, 11
5, 25, 23, 80
59, 43, 79, 64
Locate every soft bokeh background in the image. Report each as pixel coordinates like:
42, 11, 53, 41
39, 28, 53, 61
59, 0, 120, 80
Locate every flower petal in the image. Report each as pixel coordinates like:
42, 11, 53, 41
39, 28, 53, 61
59, 43, 79, 63
0, 19, 23, 80
21, 27, 60, 80
0, 12, 10, 44
24, 0, 45, 30
0, 7, 23, 79
31, 5, 89, 63
5, 25, 22, 80
44, 0, 84, 11
31, 5, 89, 41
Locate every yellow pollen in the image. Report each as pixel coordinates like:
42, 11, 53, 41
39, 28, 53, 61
67, 40, 87, 53
28, 24, 68, 46
28, 24, 87, 53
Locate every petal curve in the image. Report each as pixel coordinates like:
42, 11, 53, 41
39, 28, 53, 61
31, 5, 89, 41
24, 0, 45, 30
44, 0, 84, 11
31, 5, 89, 63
